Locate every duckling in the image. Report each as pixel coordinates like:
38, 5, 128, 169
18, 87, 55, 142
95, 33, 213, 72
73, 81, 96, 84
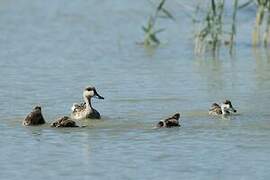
156, 113, 180, 128
51, 116, 78, 128
23, 106, 46, 126
209, 100, 237, 115
71, 86, 104, 120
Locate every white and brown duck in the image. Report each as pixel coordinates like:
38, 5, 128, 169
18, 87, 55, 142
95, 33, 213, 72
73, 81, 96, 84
209, 100, 237, 116
71, 86, 104, 120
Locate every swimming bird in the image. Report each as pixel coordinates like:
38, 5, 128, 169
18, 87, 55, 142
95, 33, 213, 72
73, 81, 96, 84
51, 116, 78, 128
156, 113, 180, 128
23, 106, 46, 126
71, 86, 104, 120
209, 100, 237, 115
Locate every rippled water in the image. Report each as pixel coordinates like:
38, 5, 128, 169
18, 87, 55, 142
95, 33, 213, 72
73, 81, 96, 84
1, 0, 270, 179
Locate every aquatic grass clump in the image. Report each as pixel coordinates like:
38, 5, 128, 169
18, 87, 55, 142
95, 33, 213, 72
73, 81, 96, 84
142, 16, 164, 45
194, 0, 225, 55
194, 0, 241, 55
252, 0, 270, 47
141, 0, 174, 46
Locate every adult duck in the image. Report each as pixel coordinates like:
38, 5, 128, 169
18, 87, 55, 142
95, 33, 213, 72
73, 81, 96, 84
71, 86, 104, 120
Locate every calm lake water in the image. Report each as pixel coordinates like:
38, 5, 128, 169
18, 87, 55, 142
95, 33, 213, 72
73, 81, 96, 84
1, 0, 270, 179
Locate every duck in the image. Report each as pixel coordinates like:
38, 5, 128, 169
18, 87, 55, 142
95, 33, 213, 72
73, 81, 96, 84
23, 106, 46, 126
51, 116, 78, 128
71, 86, 104, 120
156, 113, 180, 128
209, 100, 237, 115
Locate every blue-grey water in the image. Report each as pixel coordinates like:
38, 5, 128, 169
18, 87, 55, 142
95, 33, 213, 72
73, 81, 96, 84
1, 0, 270, 179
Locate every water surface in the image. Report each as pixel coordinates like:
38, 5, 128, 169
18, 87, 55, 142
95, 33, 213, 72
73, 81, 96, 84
0, 0, 270, 179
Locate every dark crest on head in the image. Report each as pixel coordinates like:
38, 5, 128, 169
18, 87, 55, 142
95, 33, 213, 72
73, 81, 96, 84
34, 106, 41, 111
224, 100, 232, 105
85, 86, 95, 91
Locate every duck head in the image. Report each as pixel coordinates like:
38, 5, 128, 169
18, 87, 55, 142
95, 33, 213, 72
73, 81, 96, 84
83, 86, 104, 100
157, 120, 165, 128
33, 106, 42, 112
222, 100, 237, 113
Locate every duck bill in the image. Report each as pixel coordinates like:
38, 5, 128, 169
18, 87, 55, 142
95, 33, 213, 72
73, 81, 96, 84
93, 90, 104, 100
229, 106, 237, 113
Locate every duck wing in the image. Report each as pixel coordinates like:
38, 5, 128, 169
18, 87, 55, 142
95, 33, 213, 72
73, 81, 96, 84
164, 117, 180, 127
209, 103, 222, 114
71, 102, 86, 113
51, 116, 78, 127
60, 119, 78, 127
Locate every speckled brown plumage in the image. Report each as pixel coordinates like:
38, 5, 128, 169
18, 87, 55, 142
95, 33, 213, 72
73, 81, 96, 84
23, 106, 46, 126
51, 116, 78, 128
157, 113, 180, 128
209, 103, 222, 115
209, 100, 237, 115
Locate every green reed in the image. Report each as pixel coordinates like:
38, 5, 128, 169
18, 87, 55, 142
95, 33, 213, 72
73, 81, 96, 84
142, 0, 174, 46
141, 0, 270, 54
194, 0, 242, 55
194, 0, 225, 55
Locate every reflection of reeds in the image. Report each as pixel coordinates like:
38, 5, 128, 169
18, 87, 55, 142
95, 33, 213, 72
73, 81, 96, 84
252, 0, 270, 47
264, 9, 270, 46
142, 0, 173, 46
229, 0, 238, 54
